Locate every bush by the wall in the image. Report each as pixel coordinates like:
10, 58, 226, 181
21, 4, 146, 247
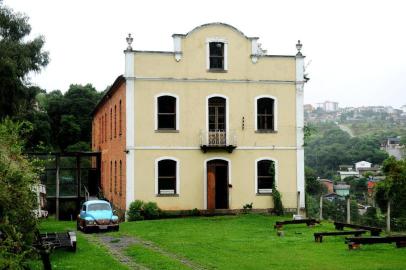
127, 200, 144, 221
272, 188, 284, 216
143, 202, 160, 220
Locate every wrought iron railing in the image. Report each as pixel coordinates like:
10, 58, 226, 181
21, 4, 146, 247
200, 130, 237, 147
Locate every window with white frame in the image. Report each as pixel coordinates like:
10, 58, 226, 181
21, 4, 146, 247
157, 159, 178, 195
206, 38, 228, 71
209, 42, 224, 69
256, 97, 276, 131
156, 95, 177, 130
257, 159, 275, 194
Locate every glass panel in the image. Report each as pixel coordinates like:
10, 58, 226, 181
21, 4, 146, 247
158, 96, 176, 113
158, 114, 176, 129
158, 160, 176, 177
60, 157, 76, 168
258, 177, 273, 189
209, 42, 224, 56
80, 157, 92, 169
45, 170, 56, 196
258, 98, 274, 114
59, 169, 77, 196
158, 177, 176, 191
258, 160, 272, 176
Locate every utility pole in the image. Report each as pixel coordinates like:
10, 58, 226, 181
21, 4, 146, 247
346, 196, 351, 224
387, 200, 391, 233
319, 195, 323, 220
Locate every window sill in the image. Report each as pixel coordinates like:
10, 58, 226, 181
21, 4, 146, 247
256, 192, 273, 196
156, 194, 179, 197
255, 130, 277, 134
155, 130, 179, 133
207, 69, 227, 73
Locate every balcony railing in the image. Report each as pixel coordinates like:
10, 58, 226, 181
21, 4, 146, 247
200, 130, 237, 153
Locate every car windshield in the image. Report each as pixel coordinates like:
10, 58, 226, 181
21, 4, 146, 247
87, 203, 111, 211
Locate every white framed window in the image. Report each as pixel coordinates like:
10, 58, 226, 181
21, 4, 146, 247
155, 93, 179, 131
254, 95, 278, 132
206, 38, 228, 71
155, 157, 180, 195
255, 158, 278, 194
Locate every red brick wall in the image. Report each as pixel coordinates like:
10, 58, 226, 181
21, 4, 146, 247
92, 79, 126, 210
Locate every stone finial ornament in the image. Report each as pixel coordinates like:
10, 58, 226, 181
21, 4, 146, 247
296, 40, 303, 56
126, 33, 133, 51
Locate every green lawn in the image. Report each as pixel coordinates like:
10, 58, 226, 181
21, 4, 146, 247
36, 215, 406, 270
119, 214, 406, 270
32, 219, 128, 270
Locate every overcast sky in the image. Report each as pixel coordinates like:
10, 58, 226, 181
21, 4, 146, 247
4, 0, 406, 108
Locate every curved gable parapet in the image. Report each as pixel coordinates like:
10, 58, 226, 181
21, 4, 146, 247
173, 22, 259, 40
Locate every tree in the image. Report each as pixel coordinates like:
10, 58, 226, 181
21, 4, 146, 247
0, 119, 41, 269
375, 157, 406, 217
0, 2, 49, 119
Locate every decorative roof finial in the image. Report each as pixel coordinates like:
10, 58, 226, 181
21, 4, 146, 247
296, 40, 303, 56
126, 33, 133, 51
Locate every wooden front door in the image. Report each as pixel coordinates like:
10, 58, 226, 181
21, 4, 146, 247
207, 160, 229, 210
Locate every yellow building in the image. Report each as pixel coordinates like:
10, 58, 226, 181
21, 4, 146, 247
93, 23, 306, 213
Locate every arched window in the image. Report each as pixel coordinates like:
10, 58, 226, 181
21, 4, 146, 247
155, 158, 179, 195
156, 95, 178, 130
256, 97, 276, 131
256, 159, 276, 194
119, 160, 122, 195
114, 161, 117, 194
114, 105, 117, 138
119, 100, 122, 136
110, 161, 112, 193
110, 108, 113, 140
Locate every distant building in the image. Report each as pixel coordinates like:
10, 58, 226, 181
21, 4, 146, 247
334, 182, 350, 197
400, 105, 406, 113
355, 161, 372, 171
318, 179, 333, 193
316, 101, 338, 112
304, 104, 314, 113
381, 137, 404, 160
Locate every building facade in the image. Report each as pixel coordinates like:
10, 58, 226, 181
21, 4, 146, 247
92, 23, 306, 212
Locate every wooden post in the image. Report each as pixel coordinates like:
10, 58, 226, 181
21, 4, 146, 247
387, 200, 391, 233
346, 196, 351, 224
55, 154, 60, 220
319, 196, 323, 220
297, 191, 300, 215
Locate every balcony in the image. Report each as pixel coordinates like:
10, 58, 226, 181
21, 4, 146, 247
200, 130, 237, 153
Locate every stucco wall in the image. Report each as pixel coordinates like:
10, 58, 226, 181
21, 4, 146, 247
133, 149, 298, 210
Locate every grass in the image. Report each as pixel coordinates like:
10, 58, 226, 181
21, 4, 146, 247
125, 244, 190, 270
118, 214, 406, 270
30, 219, 128, 270
36, 215, 406, 270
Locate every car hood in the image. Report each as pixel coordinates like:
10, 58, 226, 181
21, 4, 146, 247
86, 210, 113, 220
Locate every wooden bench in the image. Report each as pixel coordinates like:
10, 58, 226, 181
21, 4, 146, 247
346, 235, 406, 249
334, 222, 382, 236
314, 230, 367, 243
274, 219, 320, 229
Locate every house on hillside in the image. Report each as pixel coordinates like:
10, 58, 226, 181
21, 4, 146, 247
91, 23, 307, 212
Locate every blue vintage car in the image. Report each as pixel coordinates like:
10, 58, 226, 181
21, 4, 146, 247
77, 200, 119, 232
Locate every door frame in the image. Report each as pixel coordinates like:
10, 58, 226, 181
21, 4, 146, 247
206, 94, 229, 144
203, 157, 231, 209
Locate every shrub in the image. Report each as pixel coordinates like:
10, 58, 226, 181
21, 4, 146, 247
143, 202, 160, 220
0, 119, 41, 269
272, 188, 284, 216
127, 200, 144, 221
242, 203, 253, 214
